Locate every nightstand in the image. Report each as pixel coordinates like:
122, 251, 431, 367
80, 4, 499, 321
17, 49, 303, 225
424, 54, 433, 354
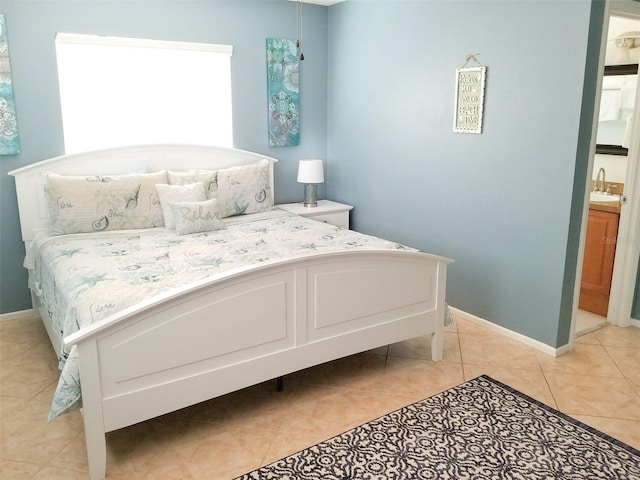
277, 200, 353, 229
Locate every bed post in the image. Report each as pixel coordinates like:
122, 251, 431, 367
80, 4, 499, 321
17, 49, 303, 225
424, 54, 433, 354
75, 340, 108, 480
431, 261, 448, 362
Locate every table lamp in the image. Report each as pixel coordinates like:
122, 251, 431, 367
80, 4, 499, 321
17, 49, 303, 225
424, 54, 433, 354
297, 159, 324, 207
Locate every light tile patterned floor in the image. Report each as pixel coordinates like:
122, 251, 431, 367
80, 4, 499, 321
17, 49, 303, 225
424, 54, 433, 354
1, 313, 639, 479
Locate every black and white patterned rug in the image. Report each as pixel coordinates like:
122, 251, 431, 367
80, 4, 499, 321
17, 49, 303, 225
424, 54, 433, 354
236, 375, 640, 479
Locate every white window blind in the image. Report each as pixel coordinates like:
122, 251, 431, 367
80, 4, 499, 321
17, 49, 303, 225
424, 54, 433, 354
55, 33, 233, 153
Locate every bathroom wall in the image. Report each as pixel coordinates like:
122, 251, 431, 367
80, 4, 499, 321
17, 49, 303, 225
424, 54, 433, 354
593, 153, 629, 183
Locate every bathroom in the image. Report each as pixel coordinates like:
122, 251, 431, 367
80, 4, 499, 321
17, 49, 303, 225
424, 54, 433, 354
577, 14, 639, 334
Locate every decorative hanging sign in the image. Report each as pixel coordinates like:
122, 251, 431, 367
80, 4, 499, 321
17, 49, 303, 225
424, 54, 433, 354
453, 54, 486, 134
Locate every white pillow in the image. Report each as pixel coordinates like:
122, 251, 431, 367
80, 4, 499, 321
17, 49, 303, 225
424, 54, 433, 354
155, 183, 207, 229
169, 198, 226, 235
168, 160, 273, 218
43, 171, 167, 234
216, 160, 273, 217
168, 169, 219, 198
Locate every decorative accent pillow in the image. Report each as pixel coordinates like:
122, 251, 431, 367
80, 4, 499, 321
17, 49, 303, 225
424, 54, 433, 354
155, 182, 207, 229
168, 169, 219, 198
168, 160, 273, 218
169, 198, 226, 235
216, 160, 273, 217
42, 171, 167, 234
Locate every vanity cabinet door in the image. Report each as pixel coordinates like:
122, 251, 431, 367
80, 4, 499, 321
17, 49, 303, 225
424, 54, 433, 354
579, 209, 619, 316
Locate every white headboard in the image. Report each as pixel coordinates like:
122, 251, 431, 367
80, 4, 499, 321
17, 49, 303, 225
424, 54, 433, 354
8, 144, 279, 243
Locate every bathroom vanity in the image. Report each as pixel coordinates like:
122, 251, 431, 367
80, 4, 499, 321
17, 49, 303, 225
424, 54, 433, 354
579, 198, 621, 316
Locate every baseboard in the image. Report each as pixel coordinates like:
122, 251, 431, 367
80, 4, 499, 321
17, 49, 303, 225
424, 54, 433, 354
0, 308, 37, 322
449, 306, 570, 357
631, 317, 640, 328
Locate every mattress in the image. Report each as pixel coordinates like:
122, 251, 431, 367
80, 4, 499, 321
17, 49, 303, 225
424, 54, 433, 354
25, 210, 412, 419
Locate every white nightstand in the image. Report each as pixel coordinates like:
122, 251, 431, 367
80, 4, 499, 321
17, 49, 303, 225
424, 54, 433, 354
277, 200, 353, 229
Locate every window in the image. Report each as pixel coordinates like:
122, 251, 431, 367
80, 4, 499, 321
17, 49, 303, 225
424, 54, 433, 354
55, 34, 233, 153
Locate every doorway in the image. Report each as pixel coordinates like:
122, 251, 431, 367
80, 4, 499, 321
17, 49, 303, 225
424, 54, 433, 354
575, 9, 640, 337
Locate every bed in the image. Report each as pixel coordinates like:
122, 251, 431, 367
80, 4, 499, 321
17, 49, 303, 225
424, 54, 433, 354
9, 144, 452, 480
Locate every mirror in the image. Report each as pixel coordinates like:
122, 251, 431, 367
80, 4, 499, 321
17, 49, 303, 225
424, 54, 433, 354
596, 63, 638, 156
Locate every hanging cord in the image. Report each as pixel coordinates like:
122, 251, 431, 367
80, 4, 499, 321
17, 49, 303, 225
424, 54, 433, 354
296, 0, 304, 60
461, 53, 482, 68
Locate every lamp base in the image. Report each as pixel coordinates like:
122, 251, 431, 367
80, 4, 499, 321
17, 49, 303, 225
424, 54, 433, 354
303, 183, 318, 207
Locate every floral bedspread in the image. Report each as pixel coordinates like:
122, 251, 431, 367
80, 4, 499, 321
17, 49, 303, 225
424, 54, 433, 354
25, 210, 411, 419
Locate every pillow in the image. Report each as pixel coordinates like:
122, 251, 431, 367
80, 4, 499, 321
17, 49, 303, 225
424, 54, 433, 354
216, 160, 273, 217
168, 169, 219, 198
155, 182, 207, 229
43, 171, 167, 234
169, 198, 226, 235
168, 160, 273, 218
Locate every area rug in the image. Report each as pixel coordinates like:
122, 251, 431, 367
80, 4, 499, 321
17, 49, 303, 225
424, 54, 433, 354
236, 375, 640, 479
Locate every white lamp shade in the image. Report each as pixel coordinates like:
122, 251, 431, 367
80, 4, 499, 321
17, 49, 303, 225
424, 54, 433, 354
297, 159, 324, 184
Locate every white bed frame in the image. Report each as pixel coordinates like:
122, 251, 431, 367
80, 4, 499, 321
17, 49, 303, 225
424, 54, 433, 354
9, 145, 452, 480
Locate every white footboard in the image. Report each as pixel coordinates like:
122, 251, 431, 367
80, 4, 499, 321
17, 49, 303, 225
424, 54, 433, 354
64, 250, 450, 480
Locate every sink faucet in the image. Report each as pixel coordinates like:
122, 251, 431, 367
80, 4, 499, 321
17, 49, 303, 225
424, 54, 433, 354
596, 167, 606, 192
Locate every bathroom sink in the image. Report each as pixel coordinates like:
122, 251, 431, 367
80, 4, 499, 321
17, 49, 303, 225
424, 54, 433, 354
590, 192, 621, 203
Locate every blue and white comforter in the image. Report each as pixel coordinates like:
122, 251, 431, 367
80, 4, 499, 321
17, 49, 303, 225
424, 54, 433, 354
25, 210, 411, 419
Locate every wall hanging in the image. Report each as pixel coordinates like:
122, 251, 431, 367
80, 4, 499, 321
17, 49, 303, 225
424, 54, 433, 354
267, 38, 300, 147
453, 54, 486, 134
0, 14, 20, 155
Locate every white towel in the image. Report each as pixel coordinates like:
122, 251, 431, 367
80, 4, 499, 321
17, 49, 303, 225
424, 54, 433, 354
620, 78, 637, 109
600, 89, 621, 121
623, 115, 633, 149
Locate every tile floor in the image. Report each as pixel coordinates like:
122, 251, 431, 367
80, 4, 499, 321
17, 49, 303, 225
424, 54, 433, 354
1, 312, 640, 479
575, 308, 608, 336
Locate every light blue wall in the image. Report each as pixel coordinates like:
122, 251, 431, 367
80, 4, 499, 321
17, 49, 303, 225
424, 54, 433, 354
0, 0, 328, 313
326, 0, 603, 348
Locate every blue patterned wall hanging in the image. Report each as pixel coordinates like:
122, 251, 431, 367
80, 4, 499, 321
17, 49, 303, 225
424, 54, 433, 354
0, 14, 20, 155
267, 38, 299, 147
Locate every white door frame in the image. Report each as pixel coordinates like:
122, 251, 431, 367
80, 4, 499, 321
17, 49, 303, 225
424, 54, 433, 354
571, 0, 640, 343
606, 2, 640, 328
